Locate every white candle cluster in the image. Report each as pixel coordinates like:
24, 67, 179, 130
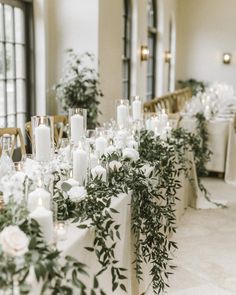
146, 109, 172, 140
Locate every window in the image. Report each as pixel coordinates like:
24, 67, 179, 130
167, 19, 172, 92
122, 0, 132, 100
0, 0, 34, 132
146, 0, 157, 100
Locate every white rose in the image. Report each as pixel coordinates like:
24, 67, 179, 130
91, 165, 107, 182
105, 145, 117, 155
122, 148, 140, 162
109, 161, 122, 171
0, 225, 29, 257
67, 186, 87, 203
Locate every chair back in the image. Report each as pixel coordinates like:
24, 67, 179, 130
0, 128, 26, 159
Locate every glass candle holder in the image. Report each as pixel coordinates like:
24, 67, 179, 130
72, 140, 89, 186
31, 116, 54, 163
131, 95, 143, 122
116, 99, 129, 128
95, 127, 108, 158
69, 108, 87, 145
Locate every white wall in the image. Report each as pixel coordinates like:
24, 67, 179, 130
98, 0, 178, 123
36, 0, 99, 115
176, 0, 236, 89
34, 0, 178, 121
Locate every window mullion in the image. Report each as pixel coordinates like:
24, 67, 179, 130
2, 4, 7, 126
12, 5, 16, 125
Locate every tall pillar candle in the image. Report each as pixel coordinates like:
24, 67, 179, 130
73, 147, 88, 185
95, 136, 107, 157
132, 99, 142, 121
28, 187, 51, 212
71, 114, 84, 144
117, 104, 128, 127
29, 200, 54, 244
35, 124, 51, 162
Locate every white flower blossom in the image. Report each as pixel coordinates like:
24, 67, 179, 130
0, 225, 29, 257
122, 148, 140, 162
109, 161, 122, 171
67, 186, 87, 203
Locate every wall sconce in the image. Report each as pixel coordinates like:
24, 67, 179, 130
140, 45, 149, 61
164, 51, 172, 63
222, 53, 232, 65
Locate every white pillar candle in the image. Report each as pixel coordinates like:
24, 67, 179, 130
55, 222, 67, 241
146, 118, 152, 130
35, 124, 51, 162
73, 147, 88, 185
117, 104, 128, 127
117, 130, 128, 148
91, 165, 107, 182
132, 99, 142, 121
90, 153, 99, 169
95, 136, 107, 157
151, 117, 161, 133
28, 187, 51, 212
160, 110, 168, 128
71, 114, 84, 144
165, 122, 172, 138
29, 200, 54, 244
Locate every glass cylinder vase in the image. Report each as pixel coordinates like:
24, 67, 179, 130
69, 108, 87, 145
31, 116, 54, 163
116, 99, 129, 129
131, 95, 143, 122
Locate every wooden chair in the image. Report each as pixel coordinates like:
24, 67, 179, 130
0, 128, 26, 159
53, 115, 68, 148
173, 87, 192, 112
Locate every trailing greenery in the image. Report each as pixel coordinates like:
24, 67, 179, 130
177, 78, 206, 96
55, 49, 103, 129
53, 170, 128, 293
0, 199, 101, 295
194, 112, 212, 177
172, 115, 225, 207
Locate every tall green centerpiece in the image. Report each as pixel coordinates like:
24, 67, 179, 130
55, 49, 103, 129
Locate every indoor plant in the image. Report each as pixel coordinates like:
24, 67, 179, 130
55, 49, 103, 129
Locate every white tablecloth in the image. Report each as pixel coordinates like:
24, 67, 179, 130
29, 152, 205, 294
180, 117, 236, 185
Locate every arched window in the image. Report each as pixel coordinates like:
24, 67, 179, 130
122, 0, 132, 100
146, 0, 157, 100
0, 0, 34, 131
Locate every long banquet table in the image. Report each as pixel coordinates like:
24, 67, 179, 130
29, 150, 200, 295
59, 179, 197, 294
180, 116, 236, 185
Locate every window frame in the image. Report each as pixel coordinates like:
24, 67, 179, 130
122, 0, 132, 100
146, 0, 157, 101
0, 0, 34, 129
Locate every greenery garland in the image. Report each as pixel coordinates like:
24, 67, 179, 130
0, 119, 218, 294
53, 170, 128, 294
